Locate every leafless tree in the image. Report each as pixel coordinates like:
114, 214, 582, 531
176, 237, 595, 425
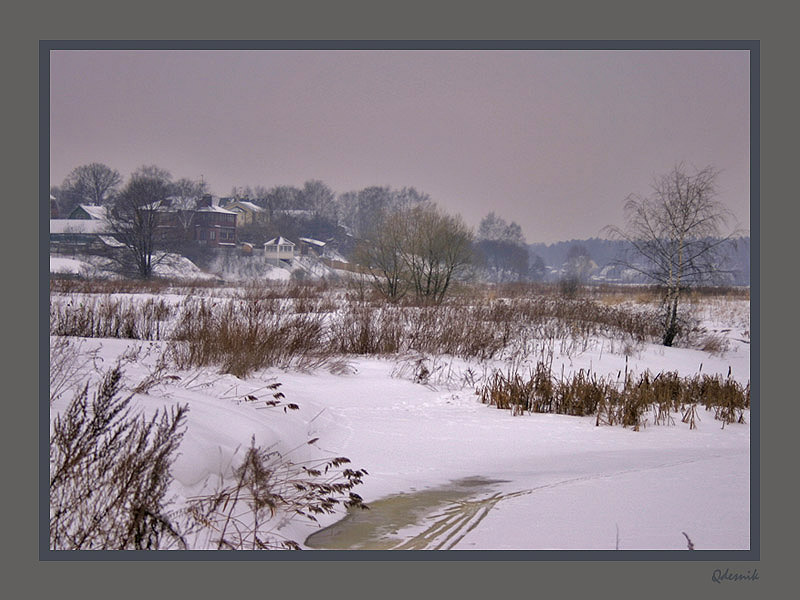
353, 211, 411, 302
169, 177, 208, 238
354, 204, 473, 304
53, 162, 123, 215
106, 167, 173, 278
398, 204, 474, 304
63, 162, 123, 205
606, 164, 744, 346
477, 211, 526, 246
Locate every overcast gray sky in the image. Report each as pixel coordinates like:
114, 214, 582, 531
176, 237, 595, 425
49, 49, 750, 244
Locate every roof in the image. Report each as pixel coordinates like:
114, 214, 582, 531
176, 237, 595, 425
195, 204, 237, 214
50, 219, 110, 234
75, 205, 109, 220
98, 235, 125, 247
298, 237, 326, 247
264, 236, 295, 246
227, 201, 264, 212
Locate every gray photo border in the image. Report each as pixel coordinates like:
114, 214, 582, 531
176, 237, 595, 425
40, 39, 759, 563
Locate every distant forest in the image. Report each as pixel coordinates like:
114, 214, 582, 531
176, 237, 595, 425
528, 237, 751, 286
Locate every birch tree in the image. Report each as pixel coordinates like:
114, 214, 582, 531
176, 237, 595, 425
607, 164, 742, 346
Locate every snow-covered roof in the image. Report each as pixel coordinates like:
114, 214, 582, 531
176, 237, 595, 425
298, 237, 326, 247
98, 235, 125, 247
264, 236, 295, 247
195, 204, 237, 214
50, 219, 110, 234
77, 205, 109, 220
228, 201, 264, 212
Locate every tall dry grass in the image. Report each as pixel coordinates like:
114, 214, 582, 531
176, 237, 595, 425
50, 280, 746, 378
478, 362, 749, 430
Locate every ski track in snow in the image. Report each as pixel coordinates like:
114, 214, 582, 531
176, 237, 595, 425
340, 452, 743, 550
393, 450, 746, 550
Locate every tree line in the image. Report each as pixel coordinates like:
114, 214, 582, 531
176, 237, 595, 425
51, 161, 745, 345
51, 162, 535, 290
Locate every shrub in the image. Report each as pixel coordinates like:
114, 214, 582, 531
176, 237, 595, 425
183, 437, 368, 550
168, 297, 331, 377
478, 362, 749, 430
50, 368, 370, 550
50, 367, 188, 549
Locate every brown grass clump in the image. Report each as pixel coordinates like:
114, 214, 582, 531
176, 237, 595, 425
50, 295, 173, 340
479, 362, 749, 431
50, 367, 189, 549
49, 274, 221, 295
49, 367, 370, 550
183, 437, 368, 550
168, 298, 332, 378
51, 279, 748, 381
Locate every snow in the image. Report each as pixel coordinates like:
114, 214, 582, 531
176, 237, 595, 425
195, 204, 236, 214
264, 236, 295, 247
207, 252, 293, 281
76, 204, 109, 220
151, 254, 218, 280
50, 256, 93, 275
49, 219, 109, 234
299, 237, 326, 247
48, 292, 751, 551
228, 201, 264, 212
50, 253, 217, 281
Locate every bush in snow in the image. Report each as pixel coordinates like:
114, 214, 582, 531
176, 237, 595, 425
50, 367, 189, 550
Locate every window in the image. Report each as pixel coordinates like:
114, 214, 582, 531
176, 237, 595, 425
210, 231, 216, 240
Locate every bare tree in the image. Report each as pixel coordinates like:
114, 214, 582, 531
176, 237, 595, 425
54, 162, 122, 216
559, 244, 594, 296
106, 167, 173, 278
606, 164, 743, 346
399, 204, 474, 304
63, 162, 123, 205
475, 211, 529, 282
354, 204, 473, 304
477, 211, 526, 246
353, 211, 411, 302
169, 177, 208, 239
301, 179, 336, 217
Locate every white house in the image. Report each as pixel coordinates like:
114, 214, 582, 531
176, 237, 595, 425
263, 236, 296, 266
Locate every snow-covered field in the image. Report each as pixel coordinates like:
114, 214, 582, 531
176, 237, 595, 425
48, 282, 751, 552
50, 254, 219, 280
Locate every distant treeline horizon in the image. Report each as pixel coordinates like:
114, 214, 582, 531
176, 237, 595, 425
526, 236, 751, 286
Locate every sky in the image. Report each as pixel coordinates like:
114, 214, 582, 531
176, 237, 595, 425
49, 49, 750, 244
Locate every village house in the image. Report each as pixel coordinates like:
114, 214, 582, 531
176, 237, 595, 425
221, 200, 266, 226
145, 195, 237, 247
49, 205, 121, 255
191, 196, 237, 247
50, 196, 238, 253
297, 237, 327, 257
67, 204, 109, 221
263, 236, 296, 266
50, 219, 110, 252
